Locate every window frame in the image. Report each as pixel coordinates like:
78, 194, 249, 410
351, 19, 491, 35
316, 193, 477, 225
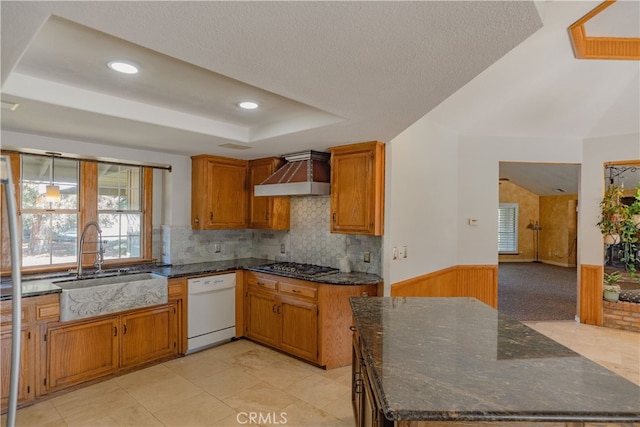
498, 203, 519, 255
1, 152, 153, 274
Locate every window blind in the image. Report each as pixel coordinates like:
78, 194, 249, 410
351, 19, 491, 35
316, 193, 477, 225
498, 203, 518, 254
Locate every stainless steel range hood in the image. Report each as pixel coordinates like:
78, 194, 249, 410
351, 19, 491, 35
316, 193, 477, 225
254, 150, 331, 197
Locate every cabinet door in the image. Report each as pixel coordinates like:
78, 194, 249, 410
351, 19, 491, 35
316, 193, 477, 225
245, 290, 280, 347
248, 158, 290, 230
120, 305, 177, 368
352, 335, 363, 427
46, 317, 119, 391
249, 160, 274, 229
0, 327, 33, 409
207, 159, 248, 228
279, 296, 318, 362
192, 155, 248, 229
330, 142, 384, 235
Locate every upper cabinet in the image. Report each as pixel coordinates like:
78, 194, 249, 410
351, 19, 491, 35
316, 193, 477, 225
191, 155, 248, 229
248, 158, 290, 230
330, 141, 385, 236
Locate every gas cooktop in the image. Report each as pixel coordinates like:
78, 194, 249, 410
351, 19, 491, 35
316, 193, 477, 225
252, 262, 339, 278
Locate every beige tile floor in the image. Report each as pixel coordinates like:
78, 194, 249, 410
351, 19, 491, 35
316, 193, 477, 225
3, 321, 639, 427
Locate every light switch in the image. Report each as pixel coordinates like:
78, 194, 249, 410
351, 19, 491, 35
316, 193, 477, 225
468, 218, 478, 226
392, 247, 398, 260
398, 246, 406, 259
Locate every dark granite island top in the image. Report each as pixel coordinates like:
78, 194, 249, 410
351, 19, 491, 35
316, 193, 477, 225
350, 297, 640, 425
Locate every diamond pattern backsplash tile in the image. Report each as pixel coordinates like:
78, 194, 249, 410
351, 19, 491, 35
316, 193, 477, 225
289, 196, 345, 267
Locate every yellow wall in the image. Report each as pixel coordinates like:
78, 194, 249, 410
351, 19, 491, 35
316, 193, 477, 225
539, 194, 578, 266
498, 181, 538, 262
498, 180, 577, 266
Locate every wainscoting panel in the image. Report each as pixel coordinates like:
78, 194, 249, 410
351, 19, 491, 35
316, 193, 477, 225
580, 264, 602, 326
391, 265, 498, 308
456, 265, 498, 309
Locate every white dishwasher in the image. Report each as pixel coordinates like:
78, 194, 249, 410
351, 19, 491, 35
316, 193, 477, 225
187, 273, 236, 354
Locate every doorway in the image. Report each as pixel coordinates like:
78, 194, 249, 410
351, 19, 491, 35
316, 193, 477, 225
498, 162, 580, 321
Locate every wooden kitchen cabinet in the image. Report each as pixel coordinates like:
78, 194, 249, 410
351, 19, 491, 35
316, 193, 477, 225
330, 141, 385, 236
245, 287, 280, 347
244, 272, 377, 368
1, 294, 59, 411
0, 326, 32, 409
168, 278, 187, 354
46, 316, 119, 392
352, 331, 393, 427
120, 304, 177, 368
279, 294, 317, 362
191, 154, 248, 229
245, 272, 318, 363
44, 303, 178, 393
248, 157, 290, 230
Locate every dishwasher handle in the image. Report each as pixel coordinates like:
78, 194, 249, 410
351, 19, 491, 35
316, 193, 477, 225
188, 277, 235, 295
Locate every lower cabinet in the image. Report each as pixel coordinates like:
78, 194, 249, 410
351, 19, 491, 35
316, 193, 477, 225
245, 272, 378, 368
46, 317, 119, 391
0, 293, 58, 412
45, 303, 178, 393
279, 295, 317, 362
352, 332, 393, 427
0, 327, 33, 408
245, 275, 318, 363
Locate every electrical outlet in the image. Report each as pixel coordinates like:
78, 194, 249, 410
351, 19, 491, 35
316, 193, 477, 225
280, 243, 286, 254
364, 251, 371, 263
403, 246, 408, 258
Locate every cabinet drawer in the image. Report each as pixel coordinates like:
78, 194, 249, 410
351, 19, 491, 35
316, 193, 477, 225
36, 302, 60, 321
279, 282, 317, 300
248, 276, 278, 291
0, 302, 28, 327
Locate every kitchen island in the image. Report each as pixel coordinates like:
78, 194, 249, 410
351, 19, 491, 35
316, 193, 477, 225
350, 297, 640, 427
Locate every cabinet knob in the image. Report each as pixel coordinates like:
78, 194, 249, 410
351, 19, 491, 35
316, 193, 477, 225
210, 212, 214, 221
349, 325, 357, 332
332, 213, 336, 222
194, 217, 200, 224
123, 324, 127, 335
272, 304, 277, 313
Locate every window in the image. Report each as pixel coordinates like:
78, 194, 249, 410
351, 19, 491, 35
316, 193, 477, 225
1, 152, 152, 272
20, 156, 79, 267
498, 203, 518, 254
98, 164, 142, 260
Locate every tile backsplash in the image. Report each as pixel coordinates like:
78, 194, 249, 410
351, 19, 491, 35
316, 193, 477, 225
158, 196, 382, 275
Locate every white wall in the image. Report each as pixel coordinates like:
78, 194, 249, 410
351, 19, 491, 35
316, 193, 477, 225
1, 130, 192, 227
580, 133, 640, 267
456, 135, 582, 265
383, 116, 458, 293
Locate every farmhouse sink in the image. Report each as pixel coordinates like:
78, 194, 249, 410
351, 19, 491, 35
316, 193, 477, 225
55, 273, 168, 321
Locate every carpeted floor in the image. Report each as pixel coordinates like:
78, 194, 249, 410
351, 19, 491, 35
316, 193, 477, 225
498, 262, 577, 322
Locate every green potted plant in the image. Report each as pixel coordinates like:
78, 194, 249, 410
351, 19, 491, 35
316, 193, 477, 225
628, 185, 640, 227
603, 271, 622, 302
597, 184, 626, 245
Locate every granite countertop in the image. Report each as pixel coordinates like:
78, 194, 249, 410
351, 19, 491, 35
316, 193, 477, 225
1, 258, 382, 300
350, 297, 640, 423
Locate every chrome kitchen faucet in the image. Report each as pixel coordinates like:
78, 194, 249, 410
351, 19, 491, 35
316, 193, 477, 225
77, 221, 104, 277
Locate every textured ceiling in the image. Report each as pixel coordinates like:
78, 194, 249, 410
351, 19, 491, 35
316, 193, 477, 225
0, 1, 638, 196
1, 1, 542, 158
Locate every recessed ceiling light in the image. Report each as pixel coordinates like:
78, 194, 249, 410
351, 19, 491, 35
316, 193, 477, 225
237, 101, 259, 110
107, 60, 139, 74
